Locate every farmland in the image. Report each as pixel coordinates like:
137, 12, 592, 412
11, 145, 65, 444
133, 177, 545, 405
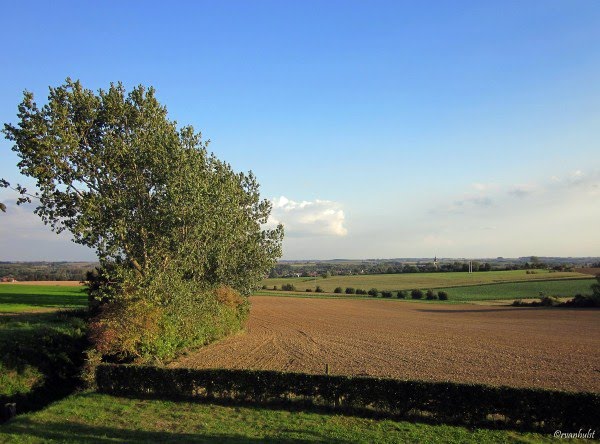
0, 284, 86, 313
173, 295, 600, 393
1, 281, 598, 442
261, 269, 591, 293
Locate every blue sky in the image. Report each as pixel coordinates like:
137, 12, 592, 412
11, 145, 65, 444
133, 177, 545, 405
1, 0, 599, 260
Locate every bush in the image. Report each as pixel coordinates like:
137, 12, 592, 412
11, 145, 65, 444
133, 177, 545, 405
315, 286, 324, 293
368, 288, 379, 297
426, 289, 437, 300
281, 283, 296, 292
345, 288, 356, 294
273, 286, 278, 291
261, 285, 267, 290
97, 364, 600, 433
381, 291, 393, 298
334, 287, 343, 294
411, 289, 423, 299
355, 289, 367, 295
89, 274, 248, 363
306, 288, 312, 292
437, 291, 448, 301
396, 290, 407, 299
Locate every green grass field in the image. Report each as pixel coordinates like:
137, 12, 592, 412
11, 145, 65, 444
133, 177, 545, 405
262, 270, 589, 293
435, 279, 596, 302
0, 285, 87, 313
0, 392, 572, 443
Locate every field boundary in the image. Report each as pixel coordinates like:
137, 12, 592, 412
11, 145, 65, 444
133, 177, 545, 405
96, 364, 600, 433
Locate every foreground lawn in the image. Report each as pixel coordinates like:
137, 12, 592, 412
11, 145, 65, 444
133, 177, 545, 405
0, 392, 576, 443
261, 270, 589, 293
0, 285, 87, 313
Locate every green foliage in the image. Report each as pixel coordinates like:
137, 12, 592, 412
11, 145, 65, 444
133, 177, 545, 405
88, 270, 248, 363
3, 79, 283, 361
3, 79, 283, 297
96, 364, 600, 433
281, 283, 296, 292
437, 291, 448, 300
315, 286, 324, 293
333, 287, 343, 294
345, 287, 355, 294
411, 289, 423, 299
396, 290, 407, 299
368, 288, 378, 297
355, 289, 367, 295
426, 289, 437, 300
381, 291, 392, 298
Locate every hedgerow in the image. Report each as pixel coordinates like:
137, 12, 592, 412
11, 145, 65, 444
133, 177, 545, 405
96, 365, 600, 433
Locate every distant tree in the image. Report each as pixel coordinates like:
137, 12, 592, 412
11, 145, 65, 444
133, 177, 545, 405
315, 286, 324, 293
411, 289, 423, 299
334, 287, 343, 294
381, 290, 393, 298
345, 287, 356, 294
396, 290, 407, 299
368, 288, 379, 297
426, 289, 437, 300
437, 291, 448, 300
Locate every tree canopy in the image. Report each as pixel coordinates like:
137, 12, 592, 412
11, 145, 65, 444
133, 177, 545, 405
2, 79, 283, 296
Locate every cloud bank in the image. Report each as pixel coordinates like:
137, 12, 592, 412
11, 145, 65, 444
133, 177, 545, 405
268, 196, 348, 237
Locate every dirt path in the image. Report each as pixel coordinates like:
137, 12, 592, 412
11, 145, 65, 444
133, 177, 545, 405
172, 296, 600, 393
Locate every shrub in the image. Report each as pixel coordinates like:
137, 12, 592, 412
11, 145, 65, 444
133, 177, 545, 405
437, 291, 448, 300
261, 285, 267, 290
97, 364, 600, 433
281, 283, 296, 292
273, 286, 278, 291
368, 288, 379, 297
396, 290, 407, 299
426, 289, 437, 300
334, 287, 343, 294
381, 291, 393, 298
306, 288, 312, 292
355, 289, 367, 295
89, 275, 248, 363
345, 288, 356, 294
315, 286, 324, 293
411, 289, 423, 299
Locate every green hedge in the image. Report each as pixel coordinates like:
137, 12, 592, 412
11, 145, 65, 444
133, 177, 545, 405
96, 364, 599, 432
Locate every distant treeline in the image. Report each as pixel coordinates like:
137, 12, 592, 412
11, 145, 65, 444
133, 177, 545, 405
269, 258, 600, 278
0, 262, 97, 281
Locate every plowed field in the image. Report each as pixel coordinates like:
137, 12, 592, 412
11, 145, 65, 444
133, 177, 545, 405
172, 296, 600, 393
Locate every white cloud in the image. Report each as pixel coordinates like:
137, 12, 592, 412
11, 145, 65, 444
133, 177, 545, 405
268, 196, 348, 237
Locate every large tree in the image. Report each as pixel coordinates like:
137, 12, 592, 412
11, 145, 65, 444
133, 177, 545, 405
2, 79, 283, 296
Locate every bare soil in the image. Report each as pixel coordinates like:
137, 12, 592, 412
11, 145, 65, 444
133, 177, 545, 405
172, 296, 600, 393
574, 267, 600, 276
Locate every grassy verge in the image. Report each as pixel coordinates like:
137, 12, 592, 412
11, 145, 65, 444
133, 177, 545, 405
0, 392, 579, 443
